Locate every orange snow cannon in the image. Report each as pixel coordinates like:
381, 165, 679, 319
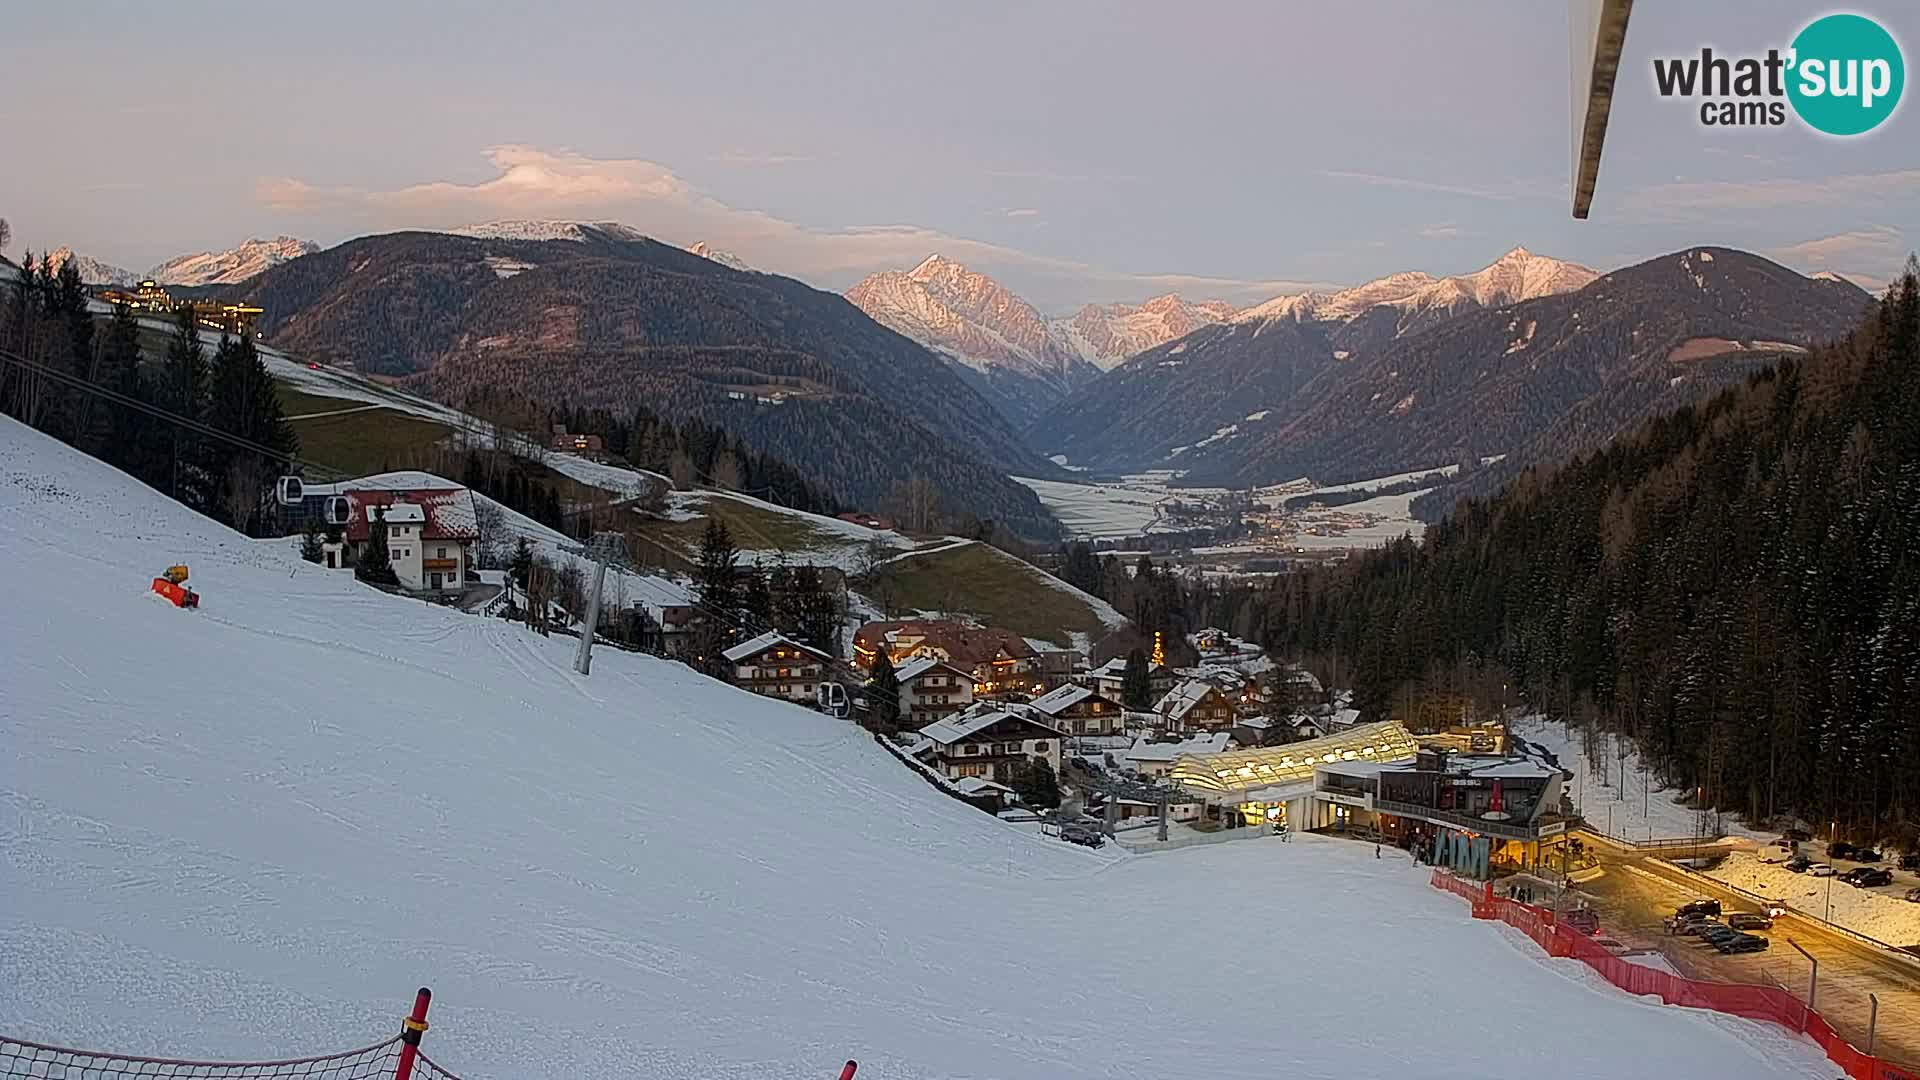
152, 566, 199, 608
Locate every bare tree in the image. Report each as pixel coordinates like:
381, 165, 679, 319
885, 474, 942, 534
555, 562, 587, 618
525, 558, 555, 635
473, 500, 509, 569
223, 455, 267, 536
0, 218, 11, 253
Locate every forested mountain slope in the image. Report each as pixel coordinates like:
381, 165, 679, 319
234, 229, 1061, 537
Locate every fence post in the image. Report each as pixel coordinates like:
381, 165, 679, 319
394, 987, 432, 1080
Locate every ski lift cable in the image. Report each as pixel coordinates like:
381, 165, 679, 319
0, 346, 351, 479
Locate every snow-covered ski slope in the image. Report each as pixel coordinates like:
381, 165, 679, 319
0, 417, 1830, 1079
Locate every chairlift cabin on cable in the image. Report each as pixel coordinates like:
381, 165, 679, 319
816, 681, 850, 719
275, 476, 304, 506
323, 495, 351, 526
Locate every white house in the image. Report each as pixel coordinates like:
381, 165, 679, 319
894, 656, 975, 728
1026, 683, 1126, 737
723, 630, 833, 704
915, 706, 1063, 783
378, 503, 429, 589
322, 478, 480, 595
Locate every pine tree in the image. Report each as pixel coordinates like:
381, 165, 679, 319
508, 536, 533, 590
695, 518, 740, 628
1011, 758, 1062, 809
208, 334, 297, 534
740, 567, 773, 633
93, 302, 146, 471
157, 306, 211, 510
299, 522, 325, 563
866, 650, 901, 733
356, 506, 397, 585
1121, 647, 1152, 709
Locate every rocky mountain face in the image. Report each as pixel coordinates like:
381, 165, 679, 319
845, 255, 1234, 428
43, 247, 138, 287
232, 228, 1064, 538
684, 241, 752, 272
845, 255, 1095, 428
149, 236, 320, 286
1055, 293, 1238, 369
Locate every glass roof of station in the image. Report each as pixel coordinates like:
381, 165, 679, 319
1168, 720, 1419, 796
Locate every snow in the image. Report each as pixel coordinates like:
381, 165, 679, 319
150, 237, 320, 286
482, 256, 534, 279
1701, 853, 1920, 946
1231, 249, 1596, 330
1014, 467, 1437, 546
0, 417, 1839, 1080
685, 242, 752, 272
1507, 714, 1773, 844
449, 220, 649, 244
1243, 409, 1270, 422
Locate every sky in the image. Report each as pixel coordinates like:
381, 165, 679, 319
3, 1, 1915, 311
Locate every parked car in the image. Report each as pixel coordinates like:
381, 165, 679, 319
1759, 843, 1792, 864
1786, 855, 1813, 873
1898, 853, 1920, 871
1905, 887, 1920, 903
1828, 841, 1856, 860
1678, 916, 1723, 937
1782, 827, 1812, 842
1716, 933, 1770, 954
1846, 867, 1894, 888
1810, 862, 1835, 876
1674, 898, 1723, 918
1727, 913, 1773, 931
1059, 823, 1105, 849
1852, 848, 1883, 863
1699, 926, 1743, 946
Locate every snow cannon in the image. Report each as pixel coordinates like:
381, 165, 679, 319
152, 565, 199, 609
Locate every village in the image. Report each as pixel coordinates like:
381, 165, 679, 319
264, 460, 1569, 879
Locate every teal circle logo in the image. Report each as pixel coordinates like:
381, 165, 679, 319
1787, 13, 1904, 135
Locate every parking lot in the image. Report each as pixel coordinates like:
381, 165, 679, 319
1573, 847, 1920, 1071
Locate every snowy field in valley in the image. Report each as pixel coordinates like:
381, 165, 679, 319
0, 416, 1835, 1079
1014, 469, 1437, 546
1508, 714, 1773, 843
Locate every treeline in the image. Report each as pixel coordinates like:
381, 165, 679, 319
1, 250, 295, 534
546, 400, 840, 517
420, 346, 1062, 538
691, 518, 844, 670
1252, 266, 1920, 842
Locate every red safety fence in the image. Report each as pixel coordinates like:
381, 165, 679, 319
1430, 871, 1919, 1080
3, 989, 861, 1080
0, 991, 461, 1080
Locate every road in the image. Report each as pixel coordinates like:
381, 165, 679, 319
1571, 841, 1920, 1071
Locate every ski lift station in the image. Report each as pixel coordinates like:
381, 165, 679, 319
1167, 721, 1572, 879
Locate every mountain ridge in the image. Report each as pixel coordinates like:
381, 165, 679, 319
149, 236, 321, 285
228, 229, 1065, 537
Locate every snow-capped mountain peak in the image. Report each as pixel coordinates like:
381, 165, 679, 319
1055, 293, 1237, 369
449, 220, 650, 243
43, 247, 138, 287
1232, 248, 1597, 329
686, 241, 753, 272
149, 236, 320, 286
848, 255, 1071, 381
